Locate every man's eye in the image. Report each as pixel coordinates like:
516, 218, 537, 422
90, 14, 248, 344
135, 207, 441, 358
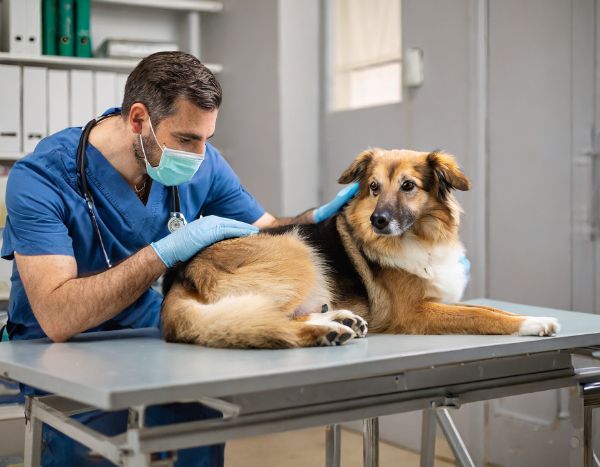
401, 180, 416, 192
179, 138, 192, 144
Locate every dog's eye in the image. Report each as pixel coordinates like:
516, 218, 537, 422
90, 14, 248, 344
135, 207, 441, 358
401, 180, 416, 192
369, 181, 379, 193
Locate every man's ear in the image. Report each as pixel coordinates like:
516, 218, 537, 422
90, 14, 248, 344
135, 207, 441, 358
338, 149, 376, 184
426, 151, 471, 195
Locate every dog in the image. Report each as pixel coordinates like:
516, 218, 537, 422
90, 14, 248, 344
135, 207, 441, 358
161, 148, 560, 348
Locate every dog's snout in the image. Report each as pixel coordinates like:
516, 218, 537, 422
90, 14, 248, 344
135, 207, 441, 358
370, 212, 390, 230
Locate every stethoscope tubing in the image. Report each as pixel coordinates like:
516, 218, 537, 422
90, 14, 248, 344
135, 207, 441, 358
76, 113, 186, 269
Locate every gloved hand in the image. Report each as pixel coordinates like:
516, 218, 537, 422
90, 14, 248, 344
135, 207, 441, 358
151, 215, 259, 268
459, 254, 471, 279
313, 182, 360, 223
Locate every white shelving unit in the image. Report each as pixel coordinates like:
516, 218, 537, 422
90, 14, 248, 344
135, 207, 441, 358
0, 0, 224, 161
0, 52, 223, 73
92, 0, 223, 12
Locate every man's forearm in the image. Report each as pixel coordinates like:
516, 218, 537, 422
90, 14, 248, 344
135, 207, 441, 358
44, 246, 165, 341
265, 208, 315, 228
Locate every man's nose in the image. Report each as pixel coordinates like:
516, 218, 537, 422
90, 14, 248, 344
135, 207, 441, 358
370, 212, 391, 230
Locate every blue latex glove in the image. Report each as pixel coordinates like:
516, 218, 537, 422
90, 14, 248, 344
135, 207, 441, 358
151, 215, 259, 267
313, 182, 360, 223
459, 254, 471, 279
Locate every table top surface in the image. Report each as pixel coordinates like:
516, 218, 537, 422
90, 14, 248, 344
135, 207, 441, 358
1, 299, 599, 409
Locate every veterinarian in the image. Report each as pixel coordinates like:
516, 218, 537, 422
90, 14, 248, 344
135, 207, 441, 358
0, 52, 358, 467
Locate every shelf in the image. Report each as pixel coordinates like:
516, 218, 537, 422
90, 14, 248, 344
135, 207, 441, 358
0, 53, 223, 74
0, 152, 24, 162
92, 0, 223, 12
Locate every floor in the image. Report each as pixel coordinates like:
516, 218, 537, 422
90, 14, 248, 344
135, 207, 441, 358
226, 426, 456, 467
0, 426, 457, 466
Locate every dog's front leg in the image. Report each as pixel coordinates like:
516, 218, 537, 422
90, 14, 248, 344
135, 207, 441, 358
400, 301, 559, 336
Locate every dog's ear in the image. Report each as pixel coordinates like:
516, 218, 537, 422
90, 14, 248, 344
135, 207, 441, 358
338, 149, 375, 184
426, 151, 471, 196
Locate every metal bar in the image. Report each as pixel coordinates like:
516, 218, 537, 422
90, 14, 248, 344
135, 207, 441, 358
436, 409, 475, 467
325, 424, 341, 467
132, 371, 583, 454
31, 398, 123, 465
363, 418, 378, 467
24, 397, 42, 467
420, 408, 436, 467
198, 396, 240, 420
585, 406, 594, 467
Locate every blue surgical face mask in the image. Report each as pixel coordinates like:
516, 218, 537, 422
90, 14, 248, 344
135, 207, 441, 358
139, 118, 205, 186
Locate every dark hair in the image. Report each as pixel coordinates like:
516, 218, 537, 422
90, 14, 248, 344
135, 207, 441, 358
121, 51, 222, 124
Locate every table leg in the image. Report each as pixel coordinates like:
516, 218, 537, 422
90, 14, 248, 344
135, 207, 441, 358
436, 408, 475, 467
325, 424, 341, 467
363, 417, 379, 467
24, 397, 42, 467
420, 408, 437, 467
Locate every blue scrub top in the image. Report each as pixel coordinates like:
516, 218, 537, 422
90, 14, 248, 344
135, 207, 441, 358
1, 109, 265, 341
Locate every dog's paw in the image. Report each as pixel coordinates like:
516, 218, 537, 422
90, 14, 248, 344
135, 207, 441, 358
518, 317, 560, 336
315, 322, 356, 346
326, 309, 368, 338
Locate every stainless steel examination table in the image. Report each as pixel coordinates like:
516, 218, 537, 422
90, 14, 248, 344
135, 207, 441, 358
2, 299, 600, 467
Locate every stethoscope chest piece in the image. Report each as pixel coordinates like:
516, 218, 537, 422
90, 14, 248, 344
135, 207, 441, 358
168, 212, 187, 232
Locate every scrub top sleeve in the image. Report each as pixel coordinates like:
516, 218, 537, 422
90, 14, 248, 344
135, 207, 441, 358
1, 163, 74, 260
202, 152, 265, 224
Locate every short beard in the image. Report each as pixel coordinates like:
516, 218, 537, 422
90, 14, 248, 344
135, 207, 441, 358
133, 134, 159, 169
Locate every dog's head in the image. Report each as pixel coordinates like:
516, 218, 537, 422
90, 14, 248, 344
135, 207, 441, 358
338, 148, 471, 246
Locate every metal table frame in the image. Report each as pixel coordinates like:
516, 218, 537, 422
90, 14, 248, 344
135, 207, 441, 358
15, 350, 600, 467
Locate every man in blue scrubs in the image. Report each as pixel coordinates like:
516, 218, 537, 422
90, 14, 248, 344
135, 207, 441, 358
0, 52, 357, 466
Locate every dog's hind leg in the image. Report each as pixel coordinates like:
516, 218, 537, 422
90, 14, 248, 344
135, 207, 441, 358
161, 283, 362, 348
398, 301, 559, 336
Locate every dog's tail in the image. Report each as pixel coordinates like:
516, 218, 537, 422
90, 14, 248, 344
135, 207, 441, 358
161, 283, 322, 348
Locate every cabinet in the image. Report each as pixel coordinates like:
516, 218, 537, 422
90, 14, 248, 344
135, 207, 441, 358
0, 0, 223, 159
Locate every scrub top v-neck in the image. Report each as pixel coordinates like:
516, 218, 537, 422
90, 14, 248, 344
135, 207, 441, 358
1, 109, 265, 341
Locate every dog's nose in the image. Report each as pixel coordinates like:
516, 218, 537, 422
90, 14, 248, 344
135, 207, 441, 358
370, 212, 390, 230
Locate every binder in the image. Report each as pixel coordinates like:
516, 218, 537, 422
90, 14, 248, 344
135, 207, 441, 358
0, 65, 21, 154
42, 0, 58, 55
94, 72, 117, 115
23, 67, 48, 154
48, 69, 70, 134
58, 0, 74, 56
0, 0, 28, 54
74, 0, 91, 57
25, 0, 42, 55
70, 70, 94, 126
115, 73, 129, 108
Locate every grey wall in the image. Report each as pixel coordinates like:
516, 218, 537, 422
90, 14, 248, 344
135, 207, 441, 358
322, 0, 483, 297
279, 0, 320, 216
203, 0, 283, 215
203, 0, 320, 217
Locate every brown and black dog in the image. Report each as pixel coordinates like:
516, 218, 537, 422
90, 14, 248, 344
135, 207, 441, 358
161, 149, 560, 348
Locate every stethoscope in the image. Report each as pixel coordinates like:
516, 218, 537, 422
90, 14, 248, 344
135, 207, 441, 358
76, 112, 188, 269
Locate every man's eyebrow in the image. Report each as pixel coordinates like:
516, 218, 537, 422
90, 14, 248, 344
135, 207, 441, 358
173, 132, 215, 140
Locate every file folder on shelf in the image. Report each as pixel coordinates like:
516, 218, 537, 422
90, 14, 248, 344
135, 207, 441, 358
42, 0, 58, 55
23, 67, 48, 154
70, 69, 94, 126
75, 0, 92, 57
48, 69, 70, 135
0, 65, 21, 155
25, 0, 42, 55
1, 0, 28, 54
94, 72, 117, 115
58, 0, 74, 56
